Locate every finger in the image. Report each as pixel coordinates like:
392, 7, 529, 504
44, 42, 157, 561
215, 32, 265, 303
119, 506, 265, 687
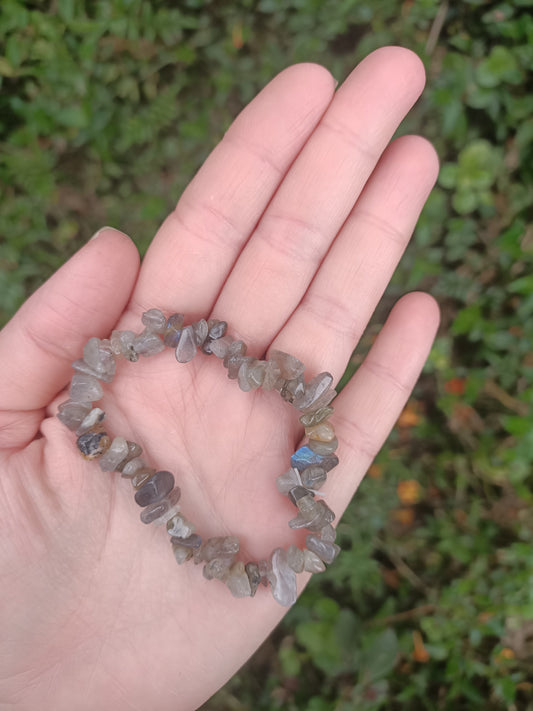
0, 228, 140, 449
212, 47, 426, 350
131, 63, 336, 317
326, 292, 440, 513
271, 134, 440, 378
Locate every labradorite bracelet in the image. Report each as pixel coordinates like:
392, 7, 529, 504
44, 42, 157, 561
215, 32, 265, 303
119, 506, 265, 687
56, 309, 340, 606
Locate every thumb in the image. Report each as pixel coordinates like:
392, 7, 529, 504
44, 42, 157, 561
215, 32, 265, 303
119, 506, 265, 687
0, 228, 140, 450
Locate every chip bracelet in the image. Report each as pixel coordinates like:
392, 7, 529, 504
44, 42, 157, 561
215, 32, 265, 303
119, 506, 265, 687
56, 309, 340, 606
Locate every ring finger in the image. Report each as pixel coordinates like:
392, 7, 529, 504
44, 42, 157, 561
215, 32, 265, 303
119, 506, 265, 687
271, 133, 439, 379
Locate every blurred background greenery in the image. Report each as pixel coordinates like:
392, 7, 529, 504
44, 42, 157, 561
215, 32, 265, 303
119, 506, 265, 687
1, 0, 533, 708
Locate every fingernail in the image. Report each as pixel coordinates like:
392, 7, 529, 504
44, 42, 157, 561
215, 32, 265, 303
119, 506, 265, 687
90, 226, 126, 240
91, 226, 111, 240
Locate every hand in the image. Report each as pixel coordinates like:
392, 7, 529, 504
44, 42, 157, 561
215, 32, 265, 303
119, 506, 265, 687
0, 47, 439, 711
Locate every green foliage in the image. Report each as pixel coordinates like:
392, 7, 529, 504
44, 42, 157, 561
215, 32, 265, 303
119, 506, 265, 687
2, 1, 533, 709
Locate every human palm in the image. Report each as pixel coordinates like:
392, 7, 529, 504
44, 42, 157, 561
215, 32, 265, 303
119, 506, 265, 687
0, 48, 439, 711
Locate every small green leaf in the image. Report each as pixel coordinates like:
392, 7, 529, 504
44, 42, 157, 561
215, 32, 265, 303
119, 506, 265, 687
296, 620, 345, 676
306, 698, 333, 711
451, 304, 482, 336
360, 629, 398, 683
493, 677, 516, 704
476, 46, 521, 88
502, 415, 531, 437
57, 0, 76, 22
57, 105, 87, 129
278, 644, 301, 678
509, 275, 533, 294
0, 57, 16, 77
314, 597, 340, 622
452, 189, 479, 214
457, 140, 500, 190
438, 163, 458, 189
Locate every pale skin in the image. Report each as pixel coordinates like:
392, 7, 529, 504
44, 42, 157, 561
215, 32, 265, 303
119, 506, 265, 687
0, 47, 440, 710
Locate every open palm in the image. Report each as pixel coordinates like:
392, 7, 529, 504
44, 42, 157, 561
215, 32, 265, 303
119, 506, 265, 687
0, 48, 439, 711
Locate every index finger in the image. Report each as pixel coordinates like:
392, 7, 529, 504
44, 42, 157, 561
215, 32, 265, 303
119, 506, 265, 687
131, 63, 336, 318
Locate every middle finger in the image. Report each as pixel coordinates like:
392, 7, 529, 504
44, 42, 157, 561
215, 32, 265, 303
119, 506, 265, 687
213, 47, 426, 351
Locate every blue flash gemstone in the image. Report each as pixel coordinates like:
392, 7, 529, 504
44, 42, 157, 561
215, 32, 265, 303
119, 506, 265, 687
290, 446, 325, 471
